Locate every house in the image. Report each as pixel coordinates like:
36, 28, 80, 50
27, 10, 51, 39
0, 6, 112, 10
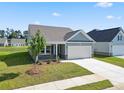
10, 39, 26, 46
88, 27, 124, 56
28, 24, 94, 60
0, 38, 8, 46
23, 30, 28, 38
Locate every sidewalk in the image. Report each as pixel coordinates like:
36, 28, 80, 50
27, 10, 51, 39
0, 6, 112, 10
17, 74, 106, 90
105, 83, 124, 90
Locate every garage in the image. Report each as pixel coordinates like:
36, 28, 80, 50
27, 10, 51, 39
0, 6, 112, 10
112, 45, 124, 56
67, 45, 92, 59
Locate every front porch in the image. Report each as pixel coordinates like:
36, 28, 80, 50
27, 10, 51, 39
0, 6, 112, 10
38, 44, 67, 60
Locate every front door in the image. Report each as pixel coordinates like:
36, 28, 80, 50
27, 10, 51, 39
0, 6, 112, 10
57, 44, 65, 59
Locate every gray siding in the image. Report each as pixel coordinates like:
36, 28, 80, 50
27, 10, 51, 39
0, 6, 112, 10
68, 32, 91, 42
94, 42, 111, 55
112, 31, 124, 45
67, 42, 93, 46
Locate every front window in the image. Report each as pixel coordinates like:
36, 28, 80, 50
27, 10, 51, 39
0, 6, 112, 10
46, 46, 51, 54
117, 35, 123, 41
40, 45, 51, 54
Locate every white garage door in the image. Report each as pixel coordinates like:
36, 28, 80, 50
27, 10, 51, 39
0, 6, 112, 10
68, 45, 92, 59
112, 45, 124, 56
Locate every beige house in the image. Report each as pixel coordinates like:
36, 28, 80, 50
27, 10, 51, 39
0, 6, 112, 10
28, 24, 94, 60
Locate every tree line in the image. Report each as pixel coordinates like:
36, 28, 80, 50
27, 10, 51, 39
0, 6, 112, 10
0, 28, 27, 39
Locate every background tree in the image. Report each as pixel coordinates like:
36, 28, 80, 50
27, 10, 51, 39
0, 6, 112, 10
0, 30, 5, 38
29, 30, 46, 63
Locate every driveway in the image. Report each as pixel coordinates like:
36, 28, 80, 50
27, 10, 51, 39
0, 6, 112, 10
61, 58, 124, 86
116, 56, 124, 59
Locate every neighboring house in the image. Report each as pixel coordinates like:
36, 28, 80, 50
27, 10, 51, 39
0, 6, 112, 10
88, 27, 124, 56
0, 38, 8, 46
28, 24, 94, 60
10, 39, 26, 46
23, 30, 28, 38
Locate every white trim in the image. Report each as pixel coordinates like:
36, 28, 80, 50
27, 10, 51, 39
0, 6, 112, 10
66, 31, 80, 41
56, 44, 58, 59
66, 42, 94, 43
66, 30, 95, 42
47, 41, 66, 44
44, 46, 46, 54
65, 44, 67, 55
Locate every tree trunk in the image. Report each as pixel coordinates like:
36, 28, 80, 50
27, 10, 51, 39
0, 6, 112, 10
35, 55, 38, 63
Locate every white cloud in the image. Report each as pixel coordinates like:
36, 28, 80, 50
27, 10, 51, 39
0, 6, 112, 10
52, 12, 61, 16
95, 2, 113, 8
106, 15, 114, 19
106, 15, 122, 20
34, 21, 41, 25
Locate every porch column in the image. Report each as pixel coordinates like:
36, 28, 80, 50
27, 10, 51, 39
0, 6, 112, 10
56, 44, 58, 59
65, 44, 67, 59
44, 46, 46, 54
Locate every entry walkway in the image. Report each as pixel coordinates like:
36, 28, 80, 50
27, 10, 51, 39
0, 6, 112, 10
18, 74, 105, 90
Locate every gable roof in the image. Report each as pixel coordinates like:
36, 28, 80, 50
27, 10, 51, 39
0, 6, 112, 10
11, 39, 25, 43
0, 38, 7, 43
87, 27, 123, 42
64, 30, 79, 41
66, 30, 94, 42
28, 24, 73, 42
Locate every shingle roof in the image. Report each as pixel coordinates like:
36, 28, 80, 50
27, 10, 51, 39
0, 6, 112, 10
28, 24, 73, 42
0, 38, 7, 43
11, 39, 25, 43
64, 30, 79, 41
87, 27, 123, 42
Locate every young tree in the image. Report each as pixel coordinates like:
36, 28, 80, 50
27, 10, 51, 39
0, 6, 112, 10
29, 30, 46, 63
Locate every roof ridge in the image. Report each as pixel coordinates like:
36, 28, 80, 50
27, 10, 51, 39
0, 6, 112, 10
96, 27, 121, 32
29, 24, 71, 29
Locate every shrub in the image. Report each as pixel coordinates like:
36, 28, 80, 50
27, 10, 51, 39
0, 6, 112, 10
47, 59, 51, 64
0, 62, 7, 71
37, 62, 42, 65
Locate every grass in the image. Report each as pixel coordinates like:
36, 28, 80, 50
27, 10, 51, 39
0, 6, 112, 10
0, 46, 28, 52
66, 80, 113, 90
0, 63, 93, 89
0, 62, 7, 71
0, 46, 93, 89
94, 54, 124, 68
0, 47, 32, 66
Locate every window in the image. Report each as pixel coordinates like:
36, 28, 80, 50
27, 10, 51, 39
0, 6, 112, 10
41, 49, 44, 53
120, 35, 123, 40
117, 35, 123, 41
46, 46, 51, 54
40, 45, 51, 54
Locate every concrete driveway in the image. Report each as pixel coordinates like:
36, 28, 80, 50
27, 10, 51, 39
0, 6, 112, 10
61, 58, 124, 86
116, 56, 124, 59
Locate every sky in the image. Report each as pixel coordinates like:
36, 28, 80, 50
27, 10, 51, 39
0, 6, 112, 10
0, 2, 124, 32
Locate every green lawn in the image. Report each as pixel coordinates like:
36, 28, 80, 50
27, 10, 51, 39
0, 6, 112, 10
0, 47, 93, 89
94, 55, 124, 68
0, 47, 32, 66
66, 80, 113, 90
